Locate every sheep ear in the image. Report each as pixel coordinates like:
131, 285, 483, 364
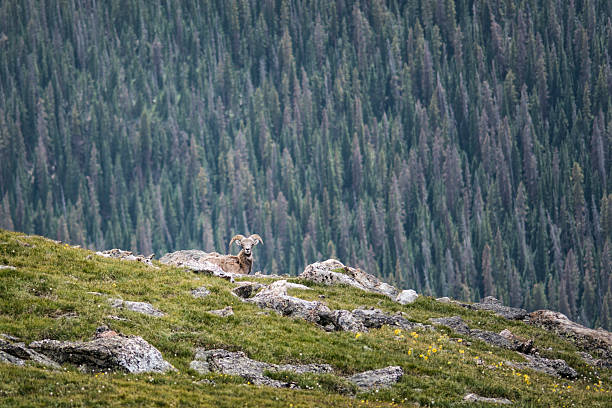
249, 234, 263, 245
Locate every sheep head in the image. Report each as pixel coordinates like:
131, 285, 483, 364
229, 234, 263, 257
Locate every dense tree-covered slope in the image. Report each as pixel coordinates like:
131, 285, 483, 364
0, 1, 611, 328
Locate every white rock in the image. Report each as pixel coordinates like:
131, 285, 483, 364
396, 289, 418, 305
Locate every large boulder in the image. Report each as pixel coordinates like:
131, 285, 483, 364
0, 336, 61, 369
299, 259, 398, 298
506, 354, 578, 379
347, 366, 404, 390
395, 289, 418, 305
159, 250, 237, 281
190, 348, 333, 388
527, 310, 612, 360
29, 329, 175, 373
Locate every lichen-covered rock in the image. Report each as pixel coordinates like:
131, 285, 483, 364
527, 310, 612, 360
29, 332, 175, 373
499, 329, 536, 354
506, 354, 578, 379
0, 337, 61, 369
299, 259, 398, 298
108, 298, 165, 317
348, 366, 403, 390
331, 310, 367, 332
451, 296, 528, 320
191, 286, 211, 299
96, 249, 158, 269
396, 289, 418, 305
159, 250, 237, 281
190, 348, 333, 388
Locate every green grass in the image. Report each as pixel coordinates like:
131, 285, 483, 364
0, 228, 610, 407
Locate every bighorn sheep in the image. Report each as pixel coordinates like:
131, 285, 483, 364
202, 234, 263, 275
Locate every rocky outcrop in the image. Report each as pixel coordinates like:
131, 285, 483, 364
347, 366, 403, 390
190, 348, 333, 388
442, 296, 528, 320
29, 328, 175, 373
527, 310, 612, 360
108, 298, 165, 317
159, 250, 237, 281
299, 259, 398, 298
242, 280, 425, 333
0, 336, 61, 369
463, 393, 512, 404
505, 354, 578, 379
430, 317, 533, 353
96, 249, 158, 269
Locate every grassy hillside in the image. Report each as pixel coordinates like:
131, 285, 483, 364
0, 228, 610, 407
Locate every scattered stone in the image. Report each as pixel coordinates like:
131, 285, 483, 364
191, 286, 211, 299
30, 333, 175, 373
527, 310, 612, 360
299, 259, 398, 298
0, 265, 16, 270
108, 298, 165, 317
208, 306, 234, 317
463, 393, 512, 404
231, 281, 265, 299
436, 297, 451, 303
0, 334, 21, 342
395, 289, 418, 305
505, 354, 578, 379
190, 348, 333, 388
96, 249, 158, 269
451, 296, 528, 320
86, 291, 104, 296
106, 315, 128, 321
159, 250, 237, 282
348, 366, 403, 390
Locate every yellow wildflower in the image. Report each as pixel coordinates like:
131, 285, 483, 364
355, 333, 361, 339
459, 349, 464, 354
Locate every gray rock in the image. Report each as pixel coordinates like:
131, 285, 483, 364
30, 333, 175, 373
0, 265, 16, 270
190, 348, 333, 388
527, 310, 612, 360
396, 289, 418, 305
429, 316, 471, 335
96, 249, 158, 269
436, 297, 452, 303
208, 306, 234, 317
191, 286, 211, 299
0, 339, 61, 369
430, 317, 536, 353
0, 350, 26, 366
505, 354, 578, 379
299, 259, 398, 298
348, 366, 403, 390
331, 310, 367, 333
159, 250, 237, 281
463, 393, 512, 404
231, 281, 266, 298
578, 351, 612, 368
108, 298, 165, 317
468, 297, 528, 320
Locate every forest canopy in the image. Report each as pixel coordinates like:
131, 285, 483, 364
0, 0, 610, 328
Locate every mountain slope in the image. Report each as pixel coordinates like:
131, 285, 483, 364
0, 229, 610, 407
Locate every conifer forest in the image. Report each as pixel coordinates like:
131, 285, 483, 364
0, 0, 611, 328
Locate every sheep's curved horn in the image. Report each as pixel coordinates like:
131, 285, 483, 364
249, 234, 263, 245
229, 234, 246, 250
